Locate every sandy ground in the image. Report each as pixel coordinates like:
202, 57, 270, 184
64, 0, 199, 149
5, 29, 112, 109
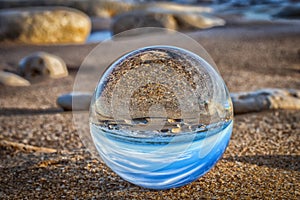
0, 21, 299, 199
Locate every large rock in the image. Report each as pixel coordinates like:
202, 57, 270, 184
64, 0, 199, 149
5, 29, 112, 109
19, 52, 68, 82
0, 7, 91, 44
0, 71, 30, 86
111, 11, 177, 35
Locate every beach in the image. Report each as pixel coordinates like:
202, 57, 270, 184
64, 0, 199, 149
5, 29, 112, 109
0, 8, 300, 199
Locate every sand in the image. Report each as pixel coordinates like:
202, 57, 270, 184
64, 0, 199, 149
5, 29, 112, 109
0, 21, 299, 199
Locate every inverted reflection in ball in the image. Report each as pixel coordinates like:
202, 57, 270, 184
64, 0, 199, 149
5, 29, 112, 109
90, 46, 233, 189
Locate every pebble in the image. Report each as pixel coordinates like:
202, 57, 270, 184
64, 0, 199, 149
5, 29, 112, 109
19, 52, 68, 81
0, 70, 30, 86
125, 118, 149, 125
56, 92, 92, 111
167, 118, 183, 123
171, 127, 181, 133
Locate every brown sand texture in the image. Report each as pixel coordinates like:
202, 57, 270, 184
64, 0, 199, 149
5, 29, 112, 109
0, 23, 299, 199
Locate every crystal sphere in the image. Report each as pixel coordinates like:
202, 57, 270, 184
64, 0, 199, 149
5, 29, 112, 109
89, 46, 233, 189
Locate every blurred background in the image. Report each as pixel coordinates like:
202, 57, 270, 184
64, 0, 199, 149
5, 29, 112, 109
0, 0, 299, 44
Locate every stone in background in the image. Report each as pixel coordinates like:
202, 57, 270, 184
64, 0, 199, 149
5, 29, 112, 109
0, 7, 91, 44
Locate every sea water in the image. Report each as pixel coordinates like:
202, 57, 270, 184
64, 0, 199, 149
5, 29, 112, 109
91, 120, 233, 189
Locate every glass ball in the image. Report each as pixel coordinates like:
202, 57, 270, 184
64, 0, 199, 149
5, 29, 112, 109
89, 46, 233, 189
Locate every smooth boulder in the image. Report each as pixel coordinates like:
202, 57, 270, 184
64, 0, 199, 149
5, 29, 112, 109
0, 71, 30, 86
57, 92, 93, 111
19, 52, 68, 81
0, 7, 91, 44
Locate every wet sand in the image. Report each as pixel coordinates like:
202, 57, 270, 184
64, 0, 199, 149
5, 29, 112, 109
0, 22, 299, 199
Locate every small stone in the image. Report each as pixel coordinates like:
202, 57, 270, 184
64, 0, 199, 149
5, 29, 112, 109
0, 70, 30, 86
161, 128, 169, 133
108, 124, 115, 130
124, 118, 149, 125
19, 52, 68, 81
167, 118, 183, 123
56, 92, 92, 111
132, 118, 149, 125
124, 119, 132, 124
188, 124, 206, 132
171, 127, 181, 133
